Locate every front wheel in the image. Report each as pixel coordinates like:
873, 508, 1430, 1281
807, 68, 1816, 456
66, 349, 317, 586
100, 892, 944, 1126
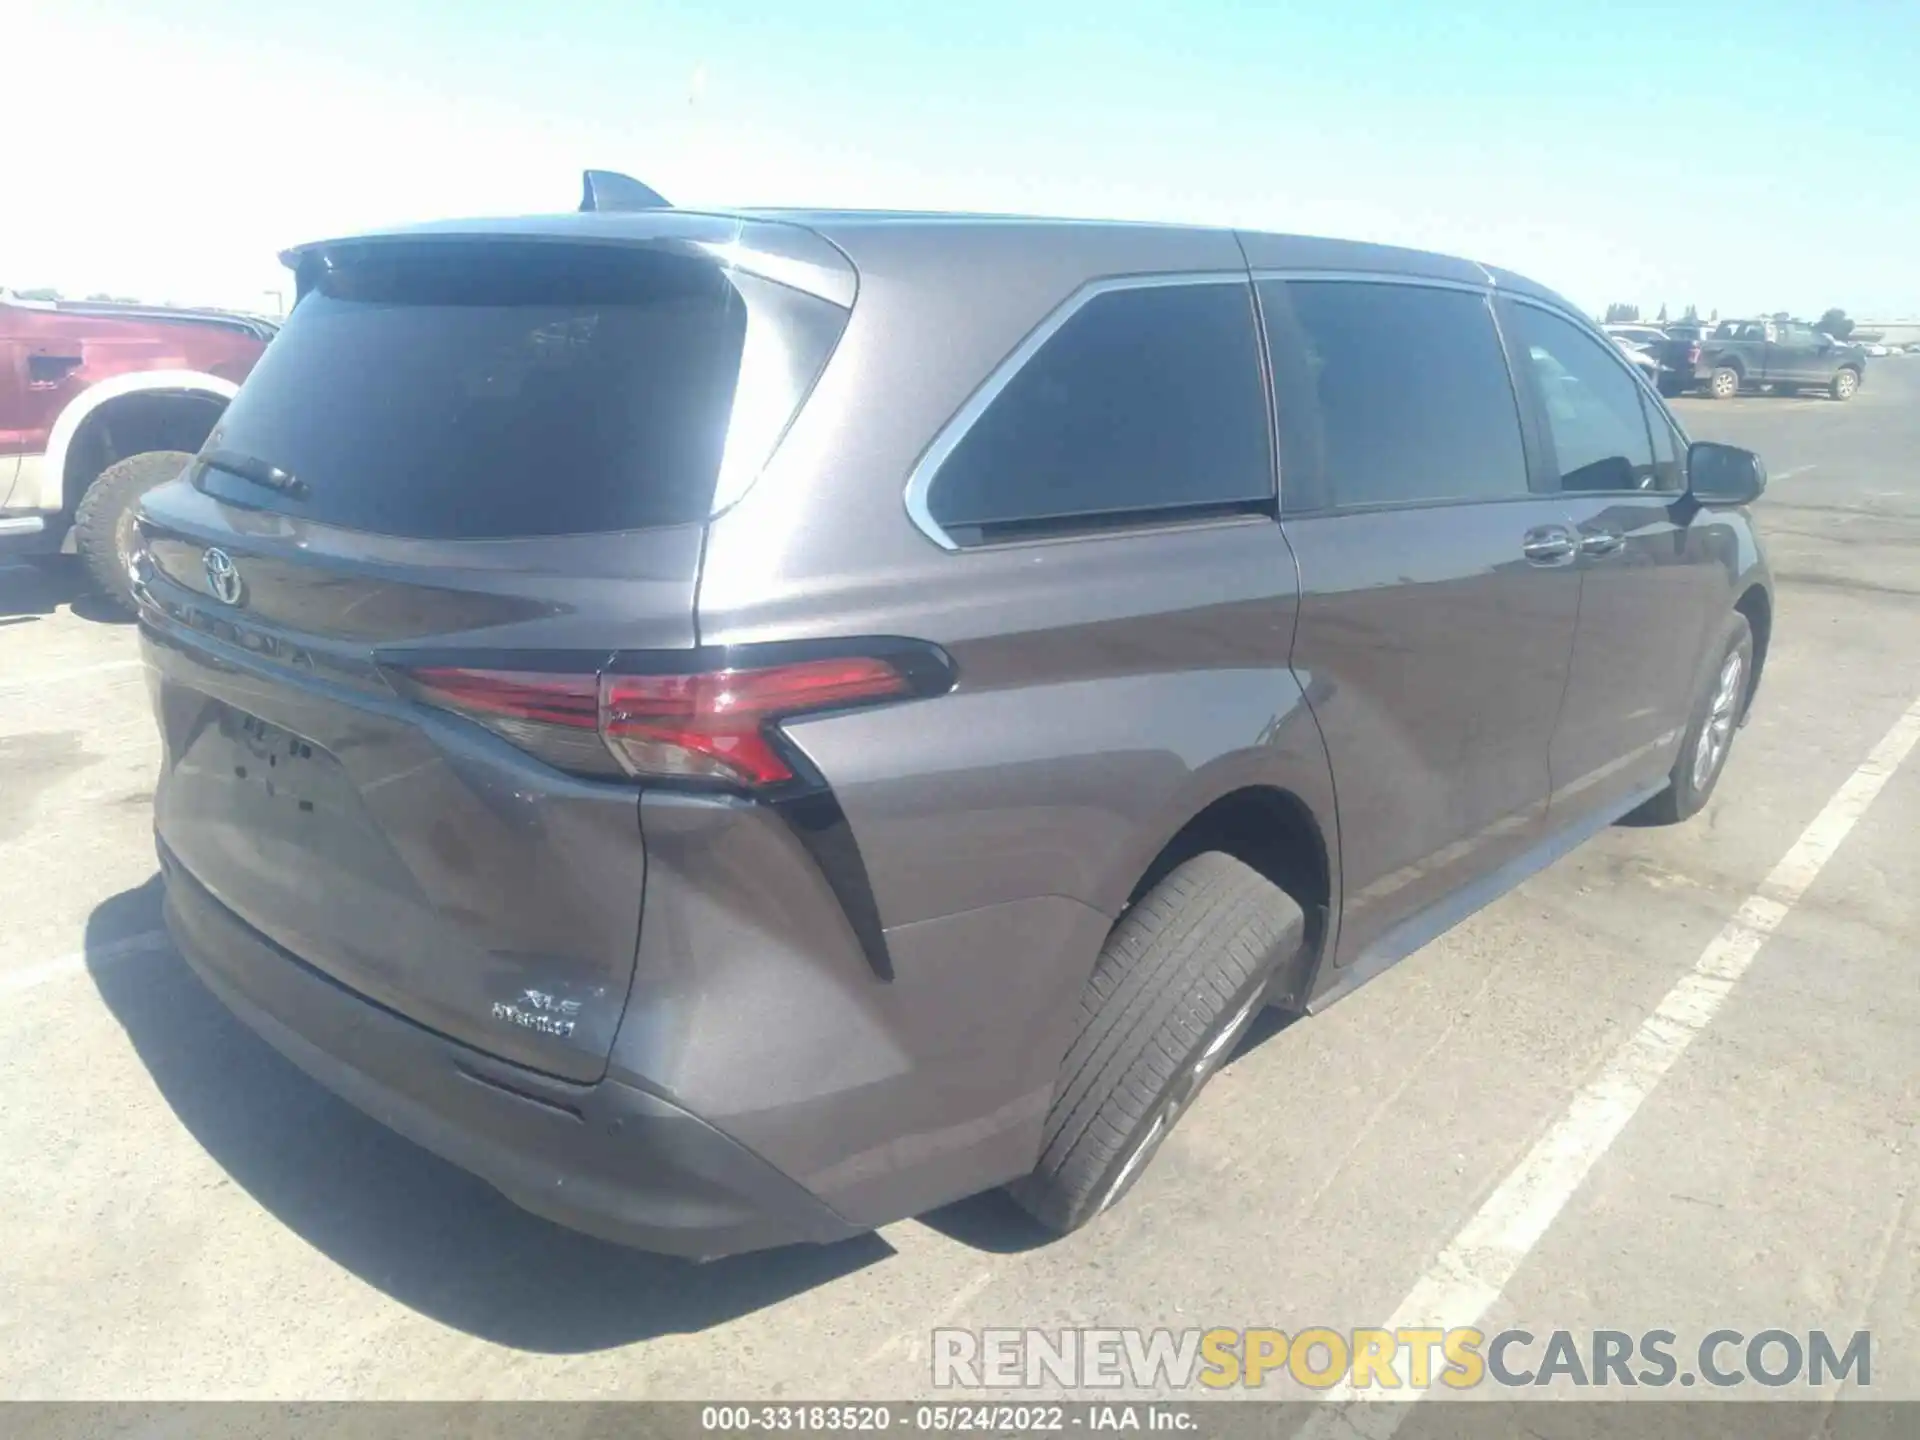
1830, 368, 1859, 401
1008, 852, 1304, 1235
72, 449, 194, 613
1632, 614, 1754, 825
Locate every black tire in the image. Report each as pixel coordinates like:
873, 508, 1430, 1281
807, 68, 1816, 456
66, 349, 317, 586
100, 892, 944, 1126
1656, 376, 1683, 398
1008, 852, 1304, 1235
1769, 382, 1797, 396
1830, 367, 1860, 401
1631, 614, 1755, 826
1708, 365, 1742, 399
72, 449, 193, 613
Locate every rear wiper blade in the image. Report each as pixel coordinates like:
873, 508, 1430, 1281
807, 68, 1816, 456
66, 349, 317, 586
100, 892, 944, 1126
201, 448, 308, 498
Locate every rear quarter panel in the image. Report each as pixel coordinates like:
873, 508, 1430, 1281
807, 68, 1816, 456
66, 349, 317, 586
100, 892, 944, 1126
636, 516, 1335, 1226
645, 221, 1339, 1224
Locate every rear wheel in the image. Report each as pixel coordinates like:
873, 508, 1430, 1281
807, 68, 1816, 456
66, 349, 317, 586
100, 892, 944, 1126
1830, 367, 1860, 401
1708, 365, 1742, 399
1008, 852, 1304, 1235
73, 449, 193, 613
1632, 614, 1754, 825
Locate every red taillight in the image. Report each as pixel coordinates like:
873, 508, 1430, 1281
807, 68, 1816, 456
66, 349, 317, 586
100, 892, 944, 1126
1687, 343, 1702, 364
407, 668, 600, 728
601, 657, 909, 786
402, 654, 919, 789
405, 666, 618, 777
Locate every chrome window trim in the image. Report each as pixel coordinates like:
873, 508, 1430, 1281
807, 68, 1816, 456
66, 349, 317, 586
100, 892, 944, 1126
1250, 267, 1493, 295
903, 270, 1252, 552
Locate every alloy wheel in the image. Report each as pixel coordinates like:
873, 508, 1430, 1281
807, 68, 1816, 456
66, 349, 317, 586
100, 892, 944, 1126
1098, 984, 1266, 1214
1692, 651, 1745, 792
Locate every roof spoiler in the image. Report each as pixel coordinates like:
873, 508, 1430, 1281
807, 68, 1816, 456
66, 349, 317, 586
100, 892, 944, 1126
580, 169, 671, 212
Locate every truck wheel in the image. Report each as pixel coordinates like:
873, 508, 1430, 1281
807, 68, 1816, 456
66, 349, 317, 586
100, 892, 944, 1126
73, 450, 193, 614
1830, 368, 1860, 401
1631, 613, 1754, 826
1008, 852, 1304, 1235
1708, 366, 1741, 399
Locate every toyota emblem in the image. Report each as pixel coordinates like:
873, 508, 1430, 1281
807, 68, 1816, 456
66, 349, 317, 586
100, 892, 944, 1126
203, 547, 244, 606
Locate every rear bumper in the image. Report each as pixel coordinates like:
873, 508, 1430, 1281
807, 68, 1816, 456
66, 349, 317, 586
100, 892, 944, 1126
160, 845, 863, 1259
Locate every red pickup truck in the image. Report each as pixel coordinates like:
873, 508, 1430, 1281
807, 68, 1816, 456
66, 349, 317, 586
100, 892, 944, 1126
1, 290, 276, 608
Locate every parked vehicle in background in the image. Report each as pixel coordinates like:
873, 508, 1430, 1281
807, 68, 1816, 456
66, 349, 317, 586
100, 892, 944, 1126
1686, 318, 1865, 400
135, 177, 1776, 1257
1603, 323, 1670, 350
1860, 341, 1891, 357
1649, 327, 1707, 396
1612, 335, 1661, 382
0, 289, 276, 608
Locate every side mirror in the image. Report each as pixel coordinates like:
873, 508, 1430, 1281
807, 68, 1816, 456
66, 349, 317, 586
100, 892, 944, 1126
1687, 441, 1767, 505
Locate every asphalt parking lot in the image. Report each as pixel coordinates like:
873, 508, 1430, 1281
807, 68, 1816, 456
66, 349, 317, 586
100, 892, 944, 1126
3, 363, 1916, 1410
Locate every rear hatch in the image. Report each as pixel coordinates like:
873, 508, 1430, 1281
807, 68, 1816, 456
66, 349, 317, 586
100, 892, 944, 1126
138, 221, 853, 1081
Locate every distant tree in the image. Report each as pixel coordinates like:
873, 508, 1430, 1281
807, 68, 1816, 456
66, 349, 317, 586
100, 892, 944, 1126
1656, 303, 1669, 323
1683, 303, 1700, 322
1815, 307, 1854, 340
1709, 308, 1718, 322
15, 286, 61, 301
1771, 311, 1791, 323
1603, 302, 1641, 323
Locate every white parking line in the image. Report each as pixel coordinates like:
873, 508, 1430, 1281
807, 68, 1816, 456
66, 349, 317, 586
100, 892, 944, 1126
1296, 691, 1920, 1436
1, 929, 170, 996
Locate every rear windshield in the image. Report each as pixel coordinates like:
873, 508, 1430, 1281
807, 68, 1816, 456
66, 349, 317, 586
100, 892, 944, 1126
198, 243, 753, 539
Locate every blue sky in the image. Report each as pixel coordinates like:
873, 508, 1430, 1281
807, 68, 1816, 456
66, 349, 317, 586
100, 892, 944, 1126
13, 0, 1919, 319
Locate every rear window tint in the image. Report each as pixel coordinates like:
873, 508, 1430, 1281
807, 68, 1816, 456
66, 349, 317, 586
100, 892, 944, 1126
197, 244, 757, 539
924, 281, 1272, 542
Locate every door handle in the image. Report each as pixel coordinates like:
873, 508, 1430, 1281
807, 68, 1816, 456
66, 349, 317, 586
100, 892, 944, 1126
1579, 529, 1624, 557
1522, 526, 1577, 565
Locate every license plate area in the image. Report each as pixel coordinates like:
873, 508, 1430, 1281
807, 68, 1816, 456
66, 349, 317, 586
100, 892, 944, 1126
213, 706, 330, 813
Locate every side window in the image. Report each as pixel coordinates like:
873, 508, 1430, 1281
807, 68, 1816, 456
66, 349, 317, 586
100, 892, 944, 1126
923, 282, 1271, 543
1507, 304, 1656, 493
1260, 280, 1530, 512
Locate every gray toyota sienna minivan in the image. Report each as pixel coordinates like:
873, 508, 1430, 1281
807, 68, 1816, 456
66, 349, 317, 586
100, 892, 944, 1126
136, 181, 1773, 1258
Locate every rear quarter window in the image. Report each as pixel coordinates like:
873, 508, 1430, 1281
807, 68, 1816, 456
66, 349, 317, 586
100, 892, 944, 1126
922, 280, 1272, 544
